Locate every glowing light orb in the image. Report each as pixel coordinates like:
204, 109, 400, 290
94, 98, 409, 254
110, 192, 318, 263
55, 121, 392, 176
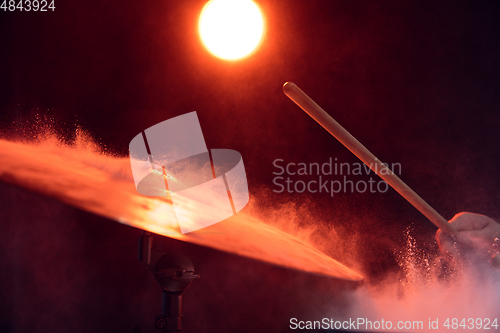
199, 0, 264, 61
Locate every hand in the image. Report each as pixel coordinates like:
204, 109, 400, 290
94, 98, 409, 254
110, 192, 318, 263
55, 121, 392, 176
436, 212, 500, 255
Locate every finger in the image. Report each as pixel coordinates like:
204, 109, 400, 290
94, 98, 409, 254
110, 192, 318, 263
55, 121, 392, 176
456, 231, 491, 248
436, 229, 459, 252
449, 212, 490, 231
461, 230, 496, 242
437, 228, 485, 250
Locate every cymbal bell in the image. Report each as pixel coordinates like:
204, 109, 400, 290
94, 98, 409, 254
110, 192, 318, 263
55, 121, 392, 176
0, 139, 362, 281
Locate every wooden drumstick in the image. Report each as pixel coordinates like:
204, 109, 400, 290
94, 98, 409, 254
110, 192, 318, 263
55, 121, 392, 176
283, 82, 458, 236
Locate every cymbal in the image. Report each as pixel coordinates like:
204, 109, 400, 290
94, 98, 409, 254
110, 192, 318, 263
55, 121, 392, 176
0, 139, 362, 281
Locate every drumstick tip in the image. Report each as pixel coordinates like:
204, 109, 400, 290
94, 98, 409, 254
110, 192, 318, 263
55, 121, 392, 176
283, 81, 296, 94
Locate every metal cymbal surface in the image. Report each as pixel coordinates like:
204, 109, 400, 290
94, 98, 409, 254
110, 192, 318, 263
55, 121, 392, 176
0, 139, 362, 281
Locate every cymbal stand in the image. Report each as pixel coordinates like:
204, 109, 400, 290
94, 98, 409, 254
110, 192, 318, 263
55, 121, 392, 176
138, 231, 199, 332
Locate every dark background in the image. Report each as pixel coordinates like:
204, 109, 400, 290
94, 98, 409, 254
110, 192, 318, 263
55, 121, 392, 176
0, 0, 499, 332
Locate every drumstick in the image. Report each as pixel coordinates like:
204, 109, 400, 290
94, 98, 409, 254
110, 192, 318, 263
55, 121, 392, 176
283, 82, 457, 236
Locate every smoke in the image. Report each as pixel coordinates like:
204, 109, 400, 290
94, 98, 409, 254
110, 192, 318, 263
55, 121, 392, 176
345, 228, 500, 332
243, 192, 366, 276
